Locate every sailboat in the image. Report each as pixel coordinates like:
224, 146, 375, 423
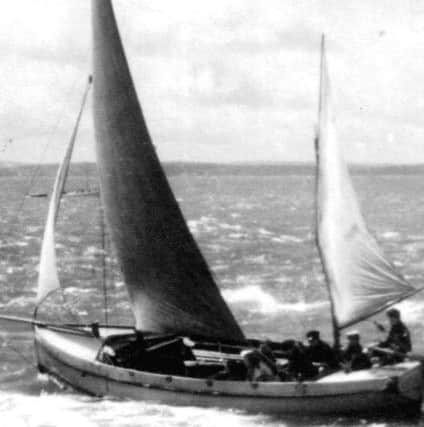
4, 1, 424, 416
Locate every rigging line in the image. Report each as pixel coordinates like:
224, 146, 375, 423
17, 75, 83, 213
5, 76, 88, 277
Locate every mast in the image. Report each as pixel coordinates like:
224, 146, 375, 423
315, 35, 340, 348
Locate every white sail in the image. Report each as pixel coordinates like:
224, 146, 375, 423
36, 78, 92, 307
316, 37, 416, 330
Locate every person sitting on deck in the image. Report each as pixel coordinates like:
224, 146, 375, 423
304, 330, 339, 371
212, 359, 248, 381
374, 308, 411, 364
259, 342, 276, 363
241, 344, 278, 382
280, 340, 318, 381
98, 330, 145, 367
340, 331, 371, 372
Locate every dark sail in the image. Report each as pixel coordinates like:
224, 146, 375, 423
91, 0, 244, 340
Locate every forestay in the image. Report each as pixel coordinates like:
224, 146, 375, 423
315, 37, 417, 329
37, 78, 92, 307
91, 0, 244, 341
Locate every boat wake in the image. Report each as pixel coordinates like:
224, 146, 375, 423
222, 285, 328, 315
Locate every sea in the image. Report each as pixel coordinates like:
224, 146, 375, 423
1, 165, 424, 426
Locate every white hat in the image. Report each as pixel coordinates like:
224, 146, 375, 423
346, 330, 360, 339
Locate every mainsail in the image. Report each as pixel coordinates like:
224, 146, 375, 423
316, 36, 417, 330
91, 0, 244, 340
37, 78, 92, 307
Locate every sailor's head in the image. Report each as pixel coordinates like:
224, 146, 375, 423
346, 330, 360, 344
386, 308, 401, 325
306, 330, 320, 345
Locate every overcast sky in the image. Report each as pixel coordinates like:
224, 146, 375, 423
1, 0, 424, 164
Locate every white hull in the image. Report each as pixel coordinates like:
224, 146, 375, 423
34, 327, 423, 415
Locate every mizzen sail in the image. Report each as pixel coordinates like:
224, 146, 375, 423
315, 36, 416, 330
37, 78, 92, 307
91, 0, 244, 340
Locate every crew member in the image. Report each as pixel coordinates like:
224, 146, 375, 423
375, 308, 411, 363
341, 331, 371, 372
241, 345, 278, 382
304, 330, 339, 370
281, 340, 318, 381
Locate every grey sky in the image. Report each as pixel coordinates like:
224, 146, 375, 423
1, 0, 424, 164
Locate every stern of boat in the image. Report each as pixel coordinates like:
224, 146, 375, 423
395, 361, 423, 403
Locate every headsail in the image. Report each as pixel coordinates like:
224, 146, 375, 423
315, 36, 417, 330
91, 0, 244, 340
36, 77, 92, 309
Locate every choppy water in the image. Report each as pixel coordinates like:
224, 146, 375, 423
1, 171, 424, 426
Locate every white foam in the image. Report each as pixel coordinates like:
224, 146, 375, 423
68, 236, 82, 243
212, 264, 229, 272
271, 234, 304, 244
222, 284, 328, 315
83, 246, 105, 256
246, 255, 267, 265
257, 228, 273, 236
14, 241, 28, 248
114, 281, 125, 288
187, 216, 217, 234
0, 393, 97, 427
379, 231, 401, 240
219, 223, 242, 231
64, 287, 92, 295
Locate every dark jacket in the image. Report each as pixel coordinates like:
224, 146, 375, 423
287, 342, 318, 380
305, 340, 339, 369
341, 343, 371, 371
381, 321, 411, 353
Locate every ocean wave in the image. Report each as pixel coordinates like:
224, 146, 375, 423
114, 281, 125, 288
218, 223, 242, 231
68, 236, 82, 244
245, 255, 267, 265
0, 240, 28, 248
64, 287, 93, 295
4, 296, 35, 309
227, 233, 247, 239
271, 234, 304, 244
378, 231, 401, 240
83, 246, 105, 256
0, 392, 271, 427
222, 285, 328, 315
187, 216, 217, 234
257, 228, 273, 236
407, 234, 424, 242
